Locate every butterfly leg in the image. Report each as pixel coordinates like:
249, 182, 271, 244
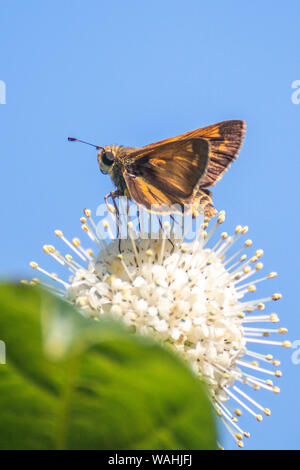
137, 206, 141, 234
104, 190, 120, 214
105, 190, 121, 242
158, 215, 163, 236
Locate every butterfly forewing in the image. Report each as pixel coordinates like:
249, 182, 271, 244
194, 120, 246, 188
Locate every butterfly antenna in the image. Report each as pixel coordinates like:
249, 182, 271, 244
68, 137, 103, 150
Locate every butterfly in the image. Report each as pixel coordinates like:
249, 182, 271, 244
68, 120, 246, 217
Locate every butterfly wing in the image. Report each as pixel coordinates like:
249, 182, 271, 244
190, 120, 246, 216
194, 120, 246, 188
138, 120, 246, 188
123, 138, 209, 212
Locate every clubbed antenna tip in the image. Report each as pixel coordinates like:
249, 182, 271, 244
67, 136, 103, 149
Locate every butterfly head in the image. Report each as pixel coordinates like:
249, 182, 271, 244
97, 146, 117, 175
67, 137, 122, 175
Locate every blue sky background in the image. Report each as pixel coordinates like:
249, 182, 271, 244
0, 0, 299, 449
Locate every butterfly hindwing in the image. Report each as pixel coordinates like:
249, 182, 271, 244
123, 175, 177, 212
123, 138, 209, 211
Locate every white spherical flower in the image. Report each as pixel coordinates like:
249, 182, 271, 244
29, 208, 290, 448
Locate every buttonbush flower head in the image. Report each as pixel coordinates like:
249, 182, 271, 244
27, 207, 290, 448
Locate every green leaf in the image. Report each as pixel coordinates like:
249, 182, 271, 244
0, 283, 216, 450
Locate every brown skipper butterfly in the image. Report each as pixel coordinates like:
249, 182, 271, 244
68, 120, 246, 217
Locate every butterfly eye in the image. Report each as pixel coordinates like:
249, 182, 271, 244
101, 151, 114, 166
